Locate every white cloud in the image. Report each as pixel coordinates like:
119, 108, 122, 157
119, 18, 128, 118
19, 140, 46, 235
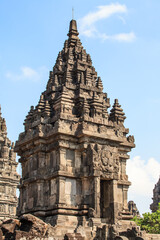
6, 66, 48, 82
96, 32, 136, 42
111, 32, 136, 42
79, 3, 127, 30
127, 156, 160, 214
79, 3, 136, 42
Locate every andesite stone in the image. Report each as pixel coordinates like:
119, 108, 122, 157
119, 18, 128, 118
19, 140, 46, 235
14, 19, 150, 239
0, 105, 20, 220
150, 177, 160, 212
128, 201, 140, 217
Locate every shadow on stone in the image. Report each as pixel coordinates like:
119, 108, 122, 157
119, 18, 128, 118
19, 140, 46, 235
19, 218, 33, 232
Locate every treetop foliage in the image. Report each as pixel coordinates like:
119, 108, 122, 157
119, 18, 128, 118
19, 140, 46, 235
132, 203, 160, 234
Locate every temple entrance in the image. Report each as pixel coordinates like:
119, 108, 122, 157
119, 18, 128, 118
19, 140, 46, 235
100, 180, 112, 221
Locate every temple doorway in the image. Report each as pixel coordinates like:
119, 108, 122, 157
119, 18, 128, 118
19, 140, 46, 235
100, 180, 112, 220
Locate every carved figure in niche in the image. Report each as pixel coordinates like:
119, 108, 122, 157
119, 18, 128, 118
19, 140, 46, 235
86, 144, 119, 177
88, 207, 96, 218
88, 144, 100, 169
101, 148, 119, 174
101, 150, 113, 173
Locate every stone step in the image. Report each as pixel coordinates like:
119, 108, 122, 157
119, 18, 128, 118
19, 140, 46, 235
64, 232, 85, 240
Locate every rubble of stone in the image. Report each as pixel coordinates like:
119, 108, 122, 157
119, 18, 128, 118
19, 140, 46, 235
128, 201, 140, 217
150, 177, 160, 212
0, 214, 159, 240
0, 213, 56, 239
0, 106, 20, 220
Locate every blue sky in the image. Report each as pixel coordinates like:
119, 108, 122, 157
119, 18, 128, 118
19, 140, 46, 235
0, 0, 160, 214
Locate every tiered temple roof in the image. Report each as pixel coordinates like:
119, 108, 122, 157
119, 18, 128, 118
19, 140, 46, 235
22, 20, 128, 134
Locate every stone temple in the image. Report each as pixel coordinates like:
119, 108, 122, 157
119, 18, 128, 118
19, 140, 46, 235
15, 20, 140, 239
150, 177, 160, 212
0, 106, 20, 220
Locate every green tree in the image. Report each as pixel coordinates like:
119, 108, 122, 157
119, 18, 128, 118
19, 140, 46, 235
132, 203, 160, 234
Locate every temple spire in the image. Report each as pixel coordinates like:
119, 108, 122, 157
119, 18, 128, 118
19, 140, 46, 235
67, 19, 79, 46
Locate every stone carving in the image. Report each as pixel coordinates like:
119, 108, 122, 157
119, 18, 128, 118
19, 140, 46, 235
86, 144, 119, 178
127, 135, 135, 143
88, 207, 96, 218
0, 106, 20, 220
101, 146, 119, 174
120, 174, 128, 181
116, 129, 123, 138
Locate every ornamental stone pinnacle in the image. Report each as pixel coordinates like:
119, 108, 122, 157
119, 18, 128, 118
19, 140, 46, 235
15, 20, 139, 239
109, 98, 126, 124
0, 106, 20, 220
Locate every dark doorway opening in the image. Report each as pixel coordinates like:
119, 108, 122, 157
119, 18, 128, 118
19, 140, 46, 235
100, 180, 112, 222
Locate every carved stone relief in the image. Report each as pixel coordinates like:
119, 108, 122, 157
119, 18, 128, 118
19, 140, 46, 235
86, 144, 119, 178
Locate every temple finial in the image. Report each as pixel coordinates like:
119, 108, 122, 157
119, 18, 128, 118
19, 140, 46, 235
68, 19, 78, 36
67, 19, 79, 46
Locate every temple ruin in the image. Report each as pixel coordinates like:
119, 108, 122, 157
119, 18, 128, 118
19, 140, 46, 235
128, 201, 140, 217
0, 106, 20, 220
150, 177, 160, 212
14, 20, 144, 239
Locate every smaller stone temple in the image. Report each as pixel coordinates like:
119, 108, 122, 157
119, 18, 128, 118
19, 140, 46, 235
0, 106, 20, 220
128, 200, 140, 217
150, 177, 160, 212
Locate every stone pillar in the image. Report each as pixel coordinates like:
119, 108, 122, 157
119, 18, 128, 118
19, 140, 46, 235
38, 152, 46, 168
19, 188, 23, 210
58, 176, 66, 204
111, 180, 119, 223
123, 185, 129, 211
59, 148, 66, 170
37, 180, 44, 207
121, 159, 126, 177
75, 151, 81, 169
93, 177, 100, 217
